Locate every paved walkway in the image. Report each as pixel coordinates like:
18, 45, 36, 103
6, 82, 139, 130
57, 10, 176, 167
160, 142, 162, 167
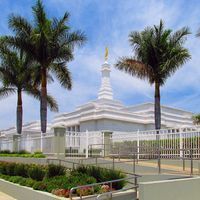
0, 192, 16, 200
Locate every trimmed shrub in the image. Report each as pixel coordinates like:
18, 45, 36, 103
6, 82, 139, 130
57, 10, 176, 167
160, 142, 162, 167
8, 176, 22, 183
33, 181, 47, 191
73, 166, 126, 189
18, 177, 28, 186
46, 164, 66, 178
28, 166, 46, 181
0, 162, 8, 174
0, 150, 11, 154
18, 150, 30, 154
34, 151, 42, 154
33, 154, 45, 158
46, 183, 60, 193
26, 178, 37, 187
14, 164, 28, 177
6, 162, 16, 176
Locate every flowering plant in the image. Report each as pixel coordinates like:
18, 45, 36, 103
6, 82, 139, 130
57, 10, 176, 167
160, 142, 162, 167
52, 189, 70, 197
76, 186, 94, 196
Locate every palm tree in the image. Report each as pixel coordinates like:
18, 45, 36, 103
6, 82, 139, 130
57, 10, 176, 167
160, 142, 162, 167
115, 20, 191, 130
0, 46, 58, 134
3, 0, 86, 133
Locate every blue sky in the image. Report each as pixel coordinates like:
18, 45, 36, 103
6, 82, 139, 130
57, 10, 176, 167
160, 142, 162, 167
0, 0, 200, 129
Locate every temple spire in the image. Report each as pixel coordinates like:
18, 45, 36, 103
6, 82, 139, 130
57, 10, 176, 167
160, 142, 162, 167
98, 48, 113, 100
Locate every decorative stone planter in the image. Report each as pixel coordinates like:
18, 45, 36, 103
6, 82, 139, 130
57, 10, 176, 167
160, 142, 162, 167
0, 178, 137, 200
0, 179, 64, 200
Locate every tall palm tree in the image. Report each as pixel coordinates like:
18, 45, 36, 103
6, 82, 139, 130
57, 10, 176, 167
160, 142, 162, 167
115, 20, 191, 130
3, 0, 86, 133
0, 46, 58, 134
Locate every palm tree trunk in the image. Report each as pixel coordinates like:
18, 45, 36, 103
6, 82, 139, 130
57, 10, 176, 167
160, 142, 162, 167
16, 89, 23, 134
40, 67, 47, 133
154, 82, 161, 130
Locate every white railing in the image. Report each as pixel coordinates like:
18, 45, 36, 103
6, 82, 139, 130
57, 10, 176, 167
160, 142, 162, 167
112, 127, 200, 159
0, 126, 200, 158
65, 131, 103, 157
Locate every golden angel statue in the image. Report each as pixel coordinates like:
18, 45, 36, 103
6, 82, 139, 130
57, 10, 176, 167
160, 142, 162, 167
105, 47, 108, 61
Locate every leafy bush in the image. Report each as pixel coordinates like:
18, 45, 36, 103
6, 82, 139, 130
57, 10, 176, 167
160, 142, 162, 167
8, 176, 22, 183
6, 162, 16, 176
32, 154, 45, 158
18, 177, 28, 186
25, 178, 37, 187
18, 150, 30, 154
14, 164, 28, 177
0, 162, 8, 174
0, 150, 11, 154
33, 181, 47, 191
28, 166, 46, 181
46, 164, 66, 178
73, 166, 126, 189
34, 151, 42, 154
0, 150, 45, 158
46, 183, 60, 193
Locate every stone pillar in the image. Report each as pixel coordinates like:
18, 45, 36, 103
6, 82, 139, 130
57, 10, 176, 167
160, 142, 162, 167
53, 127, 66, 159
102, 131, 112, 157
13, 134, 21, 152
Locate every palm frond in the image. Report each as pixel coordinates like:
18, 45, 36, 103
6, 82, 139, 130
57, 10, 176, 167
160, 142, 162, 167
32, 0, 47, 30
115, 57, 153, 82
65, 30, 86, 48
170, 27, 191, 45
8, 14, 32, 37
0, 87, 15, 99
46, 94, 59, 112
50, 62, 72, 89
25, 87, 58, 112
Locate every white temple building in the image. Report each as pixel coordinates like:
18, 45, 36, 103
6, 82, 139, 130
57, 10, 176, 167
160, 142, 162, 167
52, 60, 193, 132
0, 56, 194, 136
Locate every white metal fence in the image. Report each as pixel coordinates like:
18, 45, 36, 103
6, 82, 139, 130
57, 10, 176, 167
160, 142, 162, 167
0, 134, 54, 155
65, 131, 103, 157
0, 126, 200, 158
112, 126, 200, 159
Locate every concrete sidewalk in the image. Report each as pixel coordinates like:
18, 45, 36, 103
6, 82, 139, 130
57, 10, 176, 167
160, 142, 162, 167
0, 191, 16, 200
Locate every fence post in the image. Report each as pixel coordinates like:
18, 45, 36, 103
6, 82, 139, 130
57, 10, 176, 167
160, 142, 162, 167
102, 131, 112, 157
179, 128, 183, 158
40, 132, 43, 153
53, 127, 66, 159
133, 152, 136, 174
13, 134, 21, 152
183, 150, 185, 171
85, 130, 89, 158
137, 130, 140, 160
190, 149, 193, 175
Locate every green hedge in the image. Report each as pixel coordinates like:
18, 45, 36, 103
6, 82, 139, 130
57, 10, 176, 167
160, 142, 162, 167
0, 150, 45, 158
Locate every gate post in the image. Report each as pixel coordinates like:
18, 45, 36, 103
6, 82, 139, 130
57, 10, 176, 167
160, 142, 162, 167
102, 131, 112, 157
85, 130, 89, 158
13, 134, 21, 152
53, 127, 66, 159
